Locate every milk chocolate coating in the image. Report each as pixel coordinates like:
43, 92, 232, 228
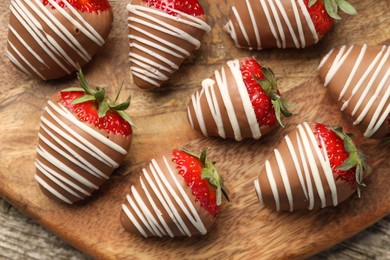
254, 122, 356, 211
225, 0, 320, 50
187, 58, 275, 141
319, 45, 390, 139
127, 0, 211, 89
120, 151, 214, 237
7, 1, 113, 80
35, 93, 132, 204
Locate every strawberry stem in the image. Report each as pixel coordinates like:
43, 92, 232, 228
62, 69, 135, 126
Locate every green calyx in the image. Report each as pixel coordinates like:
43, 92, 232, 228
254, 67, 292, 127
327, 126, 371, 197
62, 69, 135, 126
309, 0, 357, 20
181, 148, 229, 206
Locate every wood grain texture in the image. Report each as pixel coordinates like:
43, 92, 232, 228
0, 0, 389, 259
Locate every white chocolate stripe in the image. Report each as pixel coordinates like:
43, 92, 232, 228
227, 60, 261, 139
225, 0, 318, 49
265, 160, 280, 211
122, 202, 148, 237
274, 149, 293, 211
324, 45, 354, 87
127, 4, 210, 87
58, 0, 104, 45
35, 175, 73, 204
122, 156, 208, 237
129, 25, 189, 56
8, 0, 106, 78
9, 2, 71, 74
44, 104, 116, 167
7, 39, 46, 80
6, 49, 31, 76
52, 102, 127, 155
188, 59, 261, 141
21, 0, 90, 61
322, 45, 390, 137
254, 178, 264, 205
38, 128, 107, 179
231, 6, 250, 46
37, 146, 98, 189
35, 160, 85, 199
247, 0, 261, 48
142, 170, 175, 237
285, 135, 308, 200
8, 25, 48, 67
215, 67, 242, 141
297, 0, 318, 43
340, 47, 386, 112
255, 122, 338, 210
303, 123, 337, 207
39, 123, 108, 179
339, 45, 367, 100
190, 90, 208, 137
148, 163, 186, 235
295, 131, 314, 209
298, 123, 326, 208
132, 183, 164, 237
203, 80, 226, 138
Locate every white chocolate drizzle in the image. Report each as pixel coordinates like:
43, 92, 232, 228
319, 45, 390, 137
127, 3, 211, 88
121, 156, 208, 237
7, 0, 107, 80
35, 101, 128, 204
254, 122, 338, 211
225, 0, 318, 50
188, 59, 261, 141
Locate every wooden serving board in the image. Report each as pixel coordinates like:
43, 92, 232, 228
1, 0, 389, 259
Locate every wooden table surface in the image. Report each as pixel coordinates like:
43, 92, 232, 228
1, 0, 390, 259
1, 198, 389, 259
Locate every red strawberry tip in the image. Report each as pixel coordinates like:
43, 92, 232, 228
180, 148, 230, 205
253, 67, 292, 127
326, 125, 371, 197
62, 69, 135, 127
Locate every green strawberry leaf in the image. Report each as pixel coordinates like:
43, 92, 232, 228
72, 69, 135, 127
336, 0, 357, 15
110, 96, 131, 111
71, 94, 95, 105
327, 125, 371, 197
98, 99, 109, 118
309, 0, 317, 8
77, 69, 95, 95
117, 110, 135, 126
324, 0, 341, 20
61, 87, 85, 92
323, 0, 357, 20
254, 67, 293, 128
182, 148, 230, 205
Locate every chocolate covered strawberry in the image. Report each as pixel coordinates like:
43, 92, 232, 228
254, 122, 370, 211
127, 0, 211, 89
225, 0, 356, 50
187, 57, 291, 141
319, 44, 390, 139
120, 148, 229, 237
35, 69, 133, 204
7, 0, 113, 80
